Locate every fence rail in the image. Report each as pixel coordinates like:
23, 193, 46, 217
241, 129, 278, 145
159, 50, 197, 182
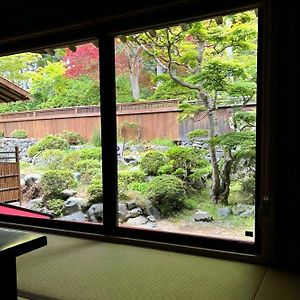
0, 100, 256, 141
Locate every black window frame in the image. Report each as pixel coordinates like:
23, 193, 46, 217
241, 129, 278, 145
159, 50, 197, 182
0, 0, 271, 263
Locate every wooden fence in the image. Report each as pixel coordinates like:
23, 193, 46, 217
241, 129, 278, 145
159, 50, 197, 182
0, 147, 22, 204
0, 100, 256, 141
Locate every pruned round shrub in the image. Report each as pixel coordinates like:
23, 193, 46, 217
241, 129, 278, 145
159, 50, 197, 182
62, 147, 101, 169
118, 169, 146, 186
36, 149, 65, 169
41, 169, 77, 198
46, 198, 64, 216
87, 175, 103, 204
140, 151, 168, 176
28, 134, 69, 157
147, 174, 186, 217
11, 129, 28, 139
75, 159, 101, 175
61, 130, 86, 145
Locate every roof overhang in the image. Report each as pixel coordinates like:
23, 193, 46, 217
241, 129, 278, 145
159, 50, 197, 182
0, 76, 30, 103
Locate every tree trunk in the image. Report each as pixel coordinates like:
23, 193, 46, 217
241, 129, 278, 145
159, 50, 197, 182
130, 65, 140, 100
219, 149, 233, 205
200, 93, 221, 203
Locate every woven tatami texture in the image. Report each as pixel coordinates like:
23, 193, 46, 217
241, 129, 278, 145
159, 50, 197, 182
17, 234, 266, 300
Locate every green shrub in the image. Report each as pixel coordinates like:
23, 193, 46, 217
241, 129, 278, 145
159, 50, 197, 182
140, 151, 168, 176
27, 134, 69, 157
62, 147, 101, 169
127, 181, 148, 194
41, 169, 77, 198
241, 176, 255, 200
151, 138, 175, 147
36, 149, 65, 169
0, 131, 4, 138
161, 146, 211, 185
87, 175, 103, 204
11, 129, 28, 139
147, 174, 186, 216
61, 130, 86, 145
78, 148, 101, 160
118, 169, 146, 185
46, 199, 64, 216
75, 159, 101, 175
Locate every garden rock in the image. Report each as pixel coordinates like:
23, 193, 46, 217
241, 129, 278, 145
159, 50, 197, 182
128, 207, 142, 218
61, 189, 77, 199
62, 197, 83, 215
118, 203, 129, 223
22, 182, 43, 201
58, 212, 87, 222
232, 204, 255, 216
24, 174, 41, 186
87, 203, 103, 222
218, 207, 233, 218
147, 215, 156, 222
126, 216, 148, 226
194, 210, 213, 222
126, 201, 138, 210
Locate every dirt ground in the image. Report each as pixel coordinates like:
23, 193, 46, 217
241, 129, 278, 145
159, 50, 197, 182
124, 219, 255, 242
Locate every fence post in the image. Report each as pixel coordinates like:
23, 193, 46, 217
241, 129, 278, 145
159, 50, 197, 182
15, 147, 23, 206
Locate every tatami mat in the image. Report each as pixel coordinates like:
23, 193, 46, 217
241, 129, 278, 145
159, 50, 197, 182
254, 268, 300, 300
17, 234, 266, 300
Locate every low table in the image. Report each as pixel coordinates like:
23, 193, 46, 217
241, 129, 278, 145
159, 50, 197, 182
0, 227, 47, 299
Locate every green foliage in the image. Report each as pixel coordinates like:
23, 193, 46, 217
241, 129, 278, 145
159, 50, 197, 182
74, 159, 101, 175
41, 169, 77, 198
151, 138, 175, 147
91, 129, 101, 147
0, 52, 41, 85
61, 130, 86, 145
116, 75, 133, 103
10, 129, 28, 139
87, 175, 103, 203
118, 169, 146, 186
0, 131, 4, 138
36, 149, 65, 169
150, 75, 198, 100
62, 147, 101, 169
210, 131, 255, 150
140, 151, 168, 176
178, 102, 205, 122
240, 176, 255, 201
127, 181, 148, 194
27, 134, 69, 157
231, 110, 256, 131
46, 199, 64, 216
41, 75, 100, 108
187, 129, 208, 140
147, 174, 186, 216
161, 146, 210, 185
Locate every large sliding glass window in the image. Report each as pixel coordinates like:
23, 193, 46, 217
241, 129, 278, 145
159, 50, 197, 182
0, 3, 266, 255
0, 40, 103, 228
115, 9, 258, 243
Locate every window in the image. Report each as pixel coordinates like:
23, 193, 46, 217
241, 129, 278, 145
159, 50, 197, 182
0, 2, 267, 257
115, 9, 258, 244
0, 40, 104, 232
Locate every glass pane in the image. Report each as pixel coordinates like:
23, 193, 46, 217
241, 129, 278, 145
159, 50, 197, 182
115, 10, 257, 242
0, 40, 103, 225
